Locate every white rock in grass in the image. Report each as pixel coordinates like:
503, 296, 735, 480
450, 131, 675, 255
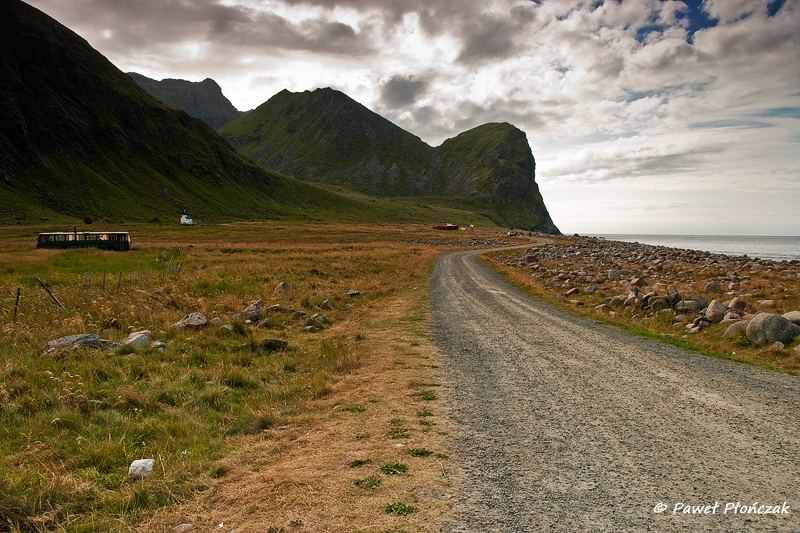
122, 331, 150, 349
128, 458, 155, 478
174, 312, 207, 330
150, 341, 167, 350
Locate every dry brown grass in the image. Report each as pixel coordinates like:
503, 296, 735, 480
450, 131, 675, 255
0, 222, 476, 532
137, 288, 457, 533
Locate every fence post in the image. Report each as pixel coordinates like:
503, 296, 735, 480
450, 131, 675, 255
13, 288, 21, 322
36, 278, 67, 311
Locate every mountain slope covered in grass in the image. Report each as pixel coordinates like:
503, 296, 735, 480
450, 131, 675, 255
220, 88, 560, 233
128, 72, 242, 130
0, 0, 480, 227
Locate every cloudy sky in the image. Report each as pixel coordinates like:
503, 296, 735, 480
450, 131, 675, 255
27, 0, 800, 235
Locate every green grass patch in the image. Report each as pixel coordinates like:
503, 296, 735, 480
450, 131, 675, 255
355, 476, 382, 489
409, 448, 433, 457
380, 463, 408, 475
388, 427, 409, 439
414, 390, 438, 401
385, 502, 415, 516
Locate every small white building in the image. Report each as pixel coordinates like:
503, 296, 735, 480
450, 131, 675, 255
180, 214, 193, 225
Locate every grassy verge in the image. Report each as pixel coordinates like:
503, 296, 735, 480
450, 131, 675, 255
0, 222, 463, 532
481, 248, 800, 375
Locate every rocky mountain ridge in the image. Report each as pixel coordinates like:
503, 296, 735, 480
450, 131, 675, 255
128, 73, 242, 130
220, 88, 559, 233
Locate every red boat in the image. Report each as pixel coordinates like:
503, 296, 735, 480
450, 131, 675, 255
432, 223, 459, 230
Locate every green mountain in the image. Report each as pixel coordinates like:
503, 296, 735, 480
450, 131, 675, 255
0, 0, 457, 227
220, 88, 560, 233
128, 73, 242, 130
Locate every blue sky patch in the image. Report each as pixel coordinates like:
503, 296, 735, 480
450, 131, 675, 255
690, 119, 773, 129
760, 107, 800, 119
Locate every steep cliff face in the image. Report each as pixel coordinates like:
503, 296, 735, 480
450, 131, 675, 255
128, 73, 242, 130
220, 88, 560, 233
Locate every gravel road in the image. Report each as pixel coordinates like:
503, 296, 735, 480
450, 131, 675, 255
430, 247, 800, 532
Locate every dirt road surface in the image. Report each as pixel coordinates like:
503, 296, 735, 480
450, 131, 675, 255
430, 248, 800, 532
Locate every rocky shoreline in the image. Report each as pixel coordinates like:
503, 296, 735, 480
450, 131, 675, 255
498, 236, 800, 353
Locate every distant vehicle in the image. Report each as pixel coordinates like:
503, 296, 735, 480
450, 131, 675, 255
432, 223, 459, 230
36, 230, 131, 250
180, 214, 193, 225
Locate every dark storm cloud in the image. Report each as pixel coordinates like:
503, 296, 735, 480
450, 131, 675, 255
380, 75, 429, 108
208, 12, 371, 55
29, 0, 374, 56
455, 5, 536, 64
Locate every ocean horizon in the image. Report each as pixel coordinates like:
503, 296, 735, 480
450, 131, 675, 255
588, 234, 800, 262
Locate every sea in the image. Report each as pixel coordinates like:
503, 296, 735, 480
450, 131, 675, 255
589, 235, 800, 262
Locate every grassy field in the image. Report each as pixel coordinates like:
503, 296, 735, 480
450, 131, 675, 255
0, 222, 478, 532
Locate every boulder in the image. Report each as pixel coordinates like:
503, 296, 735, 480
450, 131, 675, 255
566, 287, 580, 296
666, 285, 682, 306
306, 314, 331, 327
705, 299, 727, 323
345, 289, 361, 297
274, 282, 293, 295
650, 298, 670, 312
782, 311, 800, 326
722, 320, 749, 339
149, 341, 167, 350
174, 312, 207, 330
704, 281, 723, 294
266, 304, 294, 314
261, 339, 288, 351
243, 299, 264, 322
291, 311, 308, 320
122, 331, 150, 349
745, 313, 800, 347
128, 458, 155, 479
43, 334, 103, 355
757, 300, 776, 311
209, 317, 222, 327
685, 296, 708, 310
630, 277, 648, 288
608, 269, 621, 281
321, 299, 334, 310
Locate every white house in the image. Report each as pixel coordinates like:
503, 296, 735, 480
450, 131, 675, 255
180, 214, 193, 225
